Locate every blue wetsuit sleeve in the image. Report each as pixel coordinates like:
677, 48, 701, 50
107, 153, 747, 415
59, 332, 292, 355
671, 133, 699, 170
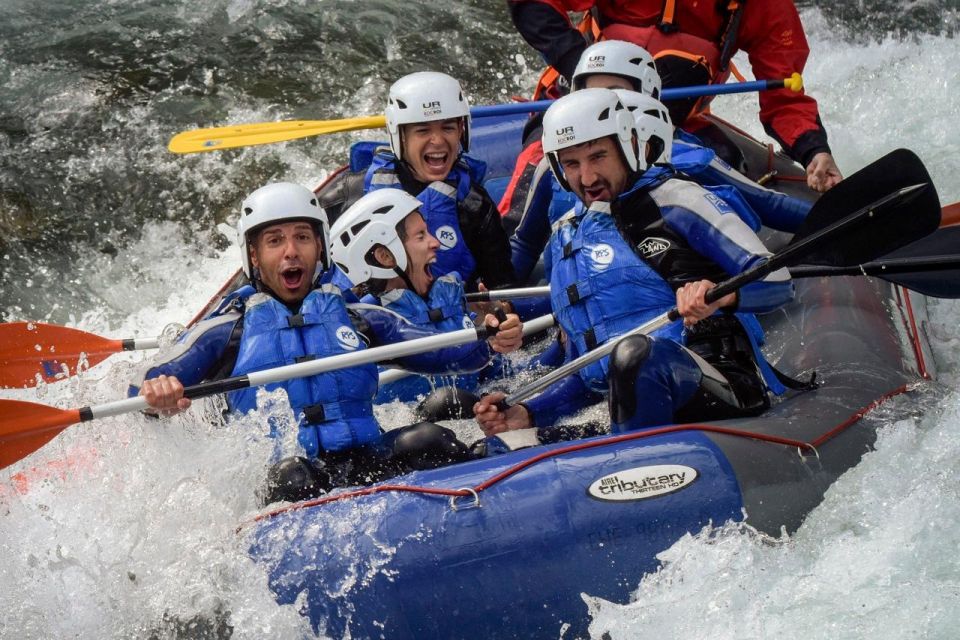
697, 157, 813, 233
510, 158, 555, 282
359, 306, 494, 374
523, 373, 602, 429
127, 313, 240, 397
655, 181, 794, 314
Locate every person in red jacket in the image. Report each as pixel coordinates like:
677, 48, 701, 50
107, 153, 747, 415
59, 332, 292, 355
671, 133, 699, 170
507, 0, 843, 193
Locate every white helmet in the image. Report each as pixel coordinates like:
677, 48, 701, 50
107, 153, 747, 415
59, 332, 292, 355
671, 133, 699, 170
385, 71, 471, 161
572, 40, 661, 99
541, 88, 641, 192
613, 89, 674, 163
329, 188, 423, 285
237, 182, 330, 280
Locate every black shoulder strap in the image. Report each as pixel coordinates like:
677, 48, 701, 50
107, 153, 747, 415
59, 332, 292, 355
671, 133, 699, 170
204, 314, 245, 382
716, 0, 746, 72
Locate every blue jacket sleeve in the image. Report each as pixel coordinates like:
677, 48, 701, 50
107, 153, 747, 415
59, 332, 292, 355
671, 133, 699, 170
509, 157, 556, 282
653, 180, 794, 314
523, 372, 603, 430
127, 312, 240, 397
357, 306, 494, 374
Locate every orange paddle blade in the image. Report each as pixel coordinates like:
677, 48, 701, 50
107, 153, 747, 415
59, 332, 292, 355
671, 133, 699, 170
942, 201, 960, 227
0, 399, 82, 470
0, 322, 122, 388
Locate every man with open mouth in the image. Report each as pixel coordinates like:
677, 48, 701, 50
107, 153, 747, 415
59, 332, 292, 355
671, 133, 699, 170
330, 188, 524, 418
130, 182, 505, 504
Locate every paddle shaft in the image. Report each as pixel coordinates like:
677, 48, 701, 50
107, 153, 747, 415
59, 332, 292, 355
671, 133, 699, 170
169, 76, 799, 154
68, 314, 556, 424
499, 184, 928, 409
468, 253, 960, 303
474, 76, 799, 119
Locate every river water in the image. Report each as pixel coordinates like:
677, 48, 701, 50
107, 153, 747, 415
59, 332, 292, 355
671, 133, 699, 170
1, 1, 959, 638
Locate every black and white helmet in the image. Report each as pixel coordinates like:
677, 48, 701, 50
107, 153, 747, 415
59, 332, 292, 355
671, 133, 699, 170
385, 71, 471, 161
572, 40, 661, 98
329, 188, 423, 286
237, 182, 330, 280
541, 88, 641, 191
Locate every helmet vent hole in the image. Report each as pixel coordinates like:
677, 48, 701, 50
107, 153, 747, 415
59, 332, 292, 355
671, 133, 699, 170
339, 232, 351, 246
395, 99, 407, 109
372, 206, 392, 216
350, 220, 370, 235
598, 107, 610, 120
310, 198, 318, 206
244, 207, 253, 215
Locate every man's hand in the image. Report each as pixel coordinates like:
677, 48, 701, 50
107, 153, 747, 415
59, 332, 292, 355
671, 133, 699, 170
473, 391, 532, 436
139, 374, 191, 416
485, 312, 523, 353
676, 280, 736, 327
806, 152, 843, 193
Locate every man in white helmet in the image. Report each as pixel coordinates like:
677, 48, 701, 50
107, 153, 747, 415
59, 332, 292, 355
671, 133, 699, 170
316, 71, 515, 293
507, 0, 843, 193
329, 188, 523, 416
132, 182, 488, 503
503, 40, 664, 286
475, 89, 799, 443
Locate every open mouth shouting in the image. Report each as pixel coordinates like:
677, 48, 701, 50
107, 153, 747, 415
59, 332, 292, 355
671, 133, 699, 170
280, 264, 306, 292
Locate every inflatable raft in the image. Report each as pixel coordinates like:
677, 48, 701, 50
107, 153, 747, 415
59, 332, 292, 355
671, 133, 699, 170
240, 112, 937, 639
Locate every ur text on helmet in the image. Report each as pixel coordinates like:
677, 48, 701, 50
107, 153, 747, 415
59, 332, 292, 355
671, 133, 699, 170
541, 88, 642, 192
329, 188, 423, 286
384, 71, 471, 162
237, 182, 330, 280
572, 41, 661, 99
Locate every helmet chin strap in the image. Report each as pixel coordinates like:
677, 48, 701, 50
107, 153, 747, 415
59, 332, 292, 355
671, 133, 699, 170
393, 265, 417, 294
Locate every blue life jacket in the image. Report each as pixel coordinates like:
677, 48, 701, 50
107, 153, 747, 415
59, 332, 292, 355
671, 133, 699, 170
547, 172, 790, 394
368, 273, 497, 403
229, 284, 380, 456
365, 152, 478, 284
547, 199, 682, 392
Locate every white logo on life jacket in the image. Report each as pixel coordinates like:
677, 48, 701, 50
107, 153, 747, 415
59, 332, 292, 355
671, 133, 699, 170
637, 237, 670, 259
704, 191, 734, 214
435, 225, 458, 249
591, 243, 615, 267
462, 315, 475, 330
587, 464, 699, 502
335, 326, 360, 350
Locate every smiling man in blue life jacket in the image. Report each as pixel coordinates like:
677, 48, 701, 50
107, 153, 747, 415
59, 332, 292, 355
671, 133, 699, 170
316, 71, 515, 293
133, 182, 494, 503
475, 89, 797, 443
506, 40, 814, 287
329, 188, 523, 411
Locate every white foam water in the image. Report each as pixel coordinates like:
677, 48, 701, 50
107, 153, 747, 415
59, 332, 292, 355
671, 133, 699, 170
583, 15, 960, 639
2, 7, 958, 639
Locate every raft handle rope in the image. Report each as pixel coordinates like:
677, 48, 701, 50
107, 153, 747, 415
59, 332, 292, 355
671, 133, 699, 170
449, 487, 481, 511
243, 383, 916, 529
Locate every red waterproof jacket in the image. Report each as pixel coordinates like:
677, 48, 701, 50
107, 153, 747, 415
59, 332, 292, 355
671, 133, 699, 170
508, 0, 831, 167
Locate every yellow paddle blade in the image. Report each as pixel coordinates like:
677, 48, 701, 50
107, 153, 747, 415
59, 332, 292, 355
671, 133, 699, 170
168, 115, 388, 154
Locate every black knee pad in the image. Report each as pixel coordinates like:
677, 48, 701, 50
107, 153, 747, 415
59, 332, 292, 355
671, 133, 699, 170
390, 422, 472, 470
608, 334, 652, 425
262, 456, 330, 506
416, 386, 481, 422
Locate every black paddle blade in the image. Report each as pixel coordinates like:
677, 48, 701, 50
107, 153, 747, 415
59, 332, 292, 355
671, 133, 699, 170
795, 148, 941, 266
881, 225, 960, 298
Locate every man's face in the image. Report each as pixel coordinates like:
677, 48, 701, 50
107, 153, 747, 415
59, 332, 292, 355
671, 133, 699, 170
556, 136, 630, 207
400, 212, 440, 296
583, 73, 635, 91
250, 221, 321, 304
401, 118, 463, 183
